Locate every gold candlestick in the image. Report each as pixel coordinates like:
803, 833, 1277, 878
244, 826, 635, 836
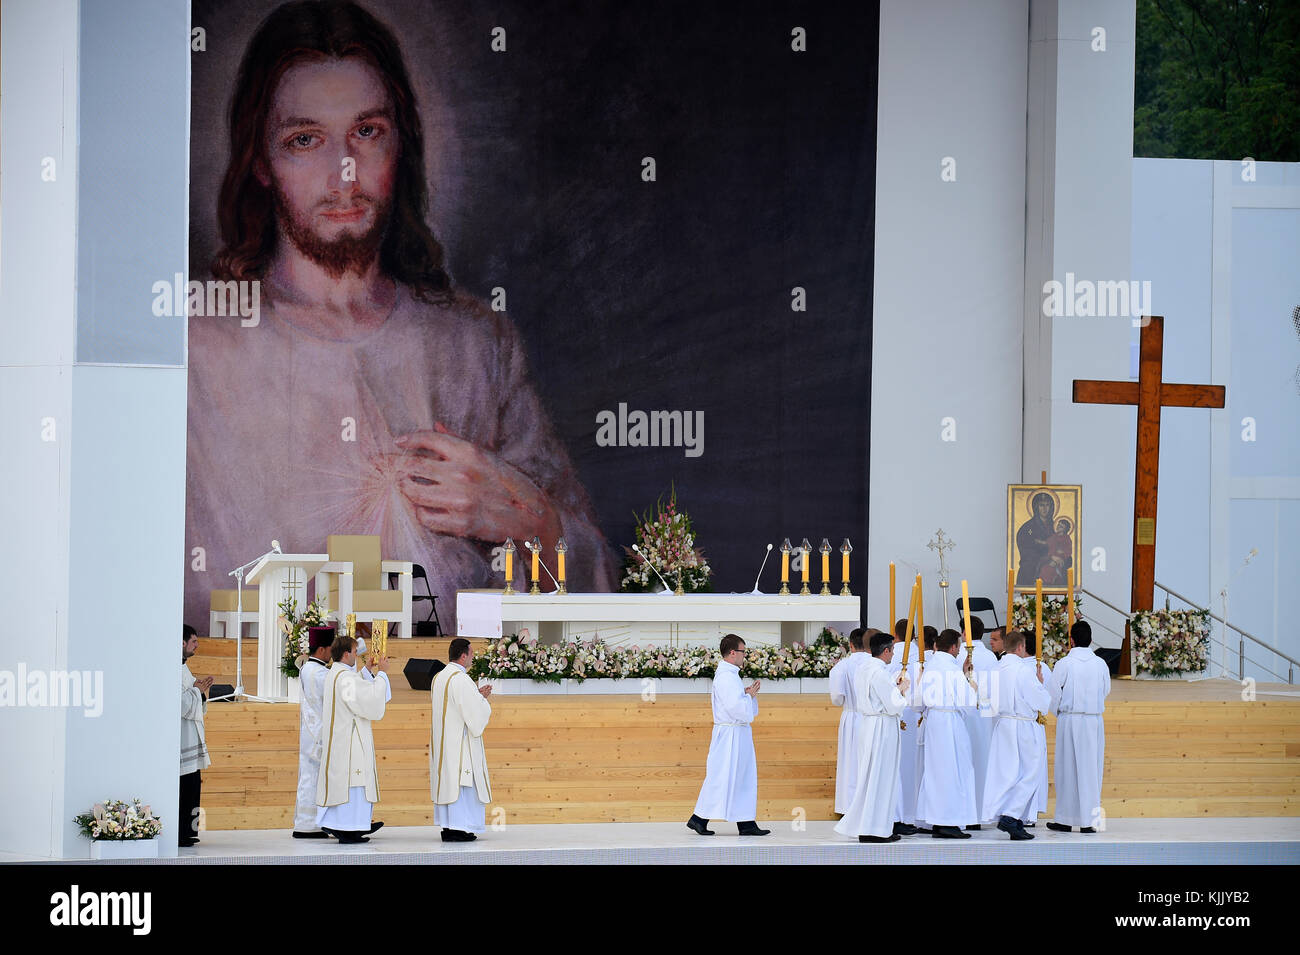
840, 539, 853, 596
503, 538, 516, 595
528, 537, 542, 595
779, 539, 792, 596
819, 539, 832, 596
799, 538, 812, 595
555, 537, 569, 595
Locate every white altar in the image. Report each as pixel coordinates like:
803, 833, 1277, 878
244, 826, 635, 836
455, 591, 861, 648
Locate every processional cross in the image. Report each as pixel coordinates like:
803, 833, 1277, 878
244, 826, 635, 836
1071, 316, 1225, 676
926, 529, 955, 629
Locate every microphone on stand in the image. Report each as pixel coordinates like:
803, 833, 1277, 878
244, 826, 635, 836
750, 543, 774, 594
632, 544, 675, 595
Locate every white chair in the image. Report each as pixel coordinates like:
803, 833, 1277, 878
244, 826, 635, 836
208, 589, 260, 639
313, 534, 413, 637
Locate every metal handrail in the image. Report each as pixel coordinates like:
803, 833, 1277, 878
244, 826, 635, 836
1079, 588, 1132, 621
1155, 580, 1297, 685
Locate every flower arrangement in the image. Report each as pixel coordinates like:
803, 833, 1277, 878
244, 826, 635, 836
278, 596, 329, 679
1010, 593, 1080, 667
467, 628, 849, 683
74, 799, 162, 841
1132, 608, 1210, 677
620, 487, 712, 593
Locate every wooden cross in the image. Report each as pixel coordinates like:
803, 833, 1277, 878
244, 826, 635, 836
1071, 316, 1225, 676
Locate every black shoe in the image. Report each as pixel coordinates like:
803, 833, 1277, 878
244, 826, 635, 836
965, 824, 982, 831
1080, 827, 1097, 833
893, 822, 918, 836
1023, 821, 1035, 827
860, 833, 901, 843
1046, 822, 1072, 833
367, 821, 384, 835
335, 833, 369, 844
292, 830, 330, 839
686, 815, 715, 836
737, 821, 771, 836
440, 829, 476, 842
178, 838, 198, 848
916, 827, 933, 834
932, 825, 972, 839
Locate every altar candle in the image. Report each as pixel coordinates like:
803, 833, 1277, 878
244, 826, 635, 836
1067, 566, 1075, 632
1006, 567, 1014, 636
842, 548, 850, 583
1035, 577, 1044, 662
781, 549, 790, 584
961, 579, 973, 649
531, 543, 540, 582
889, 562, 896, 629
821, 549, 829, 584
801, 540, 811, 584
558, 548, 566, 583
505, 548, 513, 587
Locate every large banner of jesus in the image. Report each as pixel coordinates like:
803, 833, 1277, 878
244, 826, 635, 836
186, 0, 878, 632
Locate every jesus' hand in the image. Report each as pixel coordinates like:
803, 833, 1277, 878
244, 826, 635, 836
395, 424, 563, 545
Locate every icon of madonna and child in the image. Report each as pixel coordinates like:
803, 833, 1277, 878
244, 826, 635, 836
1008, 485, 1081, 590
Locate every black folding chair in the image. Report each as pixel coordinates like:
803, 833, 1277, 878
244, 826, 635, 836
955, 595, 999, 632
389, 563, 443, 636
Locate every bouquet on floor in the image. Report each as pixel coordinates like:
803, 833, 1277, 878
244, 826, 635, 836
74, 798, 162, 841
278, 596, 329, 678
1132, 608, 1210, 676
1010, 593, 1079, 667
620, 487, 713, 593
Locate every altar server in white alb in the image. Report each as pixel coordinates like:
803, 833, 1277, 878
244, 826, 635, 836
316, 634, 390, 843
430, 638, 494, 842
982, 629, 1052, 840
830, 628, 871, 814
887, 618, 920, 835
1023, 629, 1060, 822
1048, 621, 1112, 833
835, 631, 912, 843
956, 616, 999, 826
292, 626, 335, 839
688, 634, 769, 836
914, 630, 978, 838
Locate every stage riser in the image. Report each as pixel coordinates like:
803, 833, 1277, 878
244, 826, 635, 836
200, 695, 1300, 829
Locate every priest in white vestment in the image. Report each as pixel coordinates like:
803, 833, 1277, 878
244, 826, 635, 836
292, 626, 335, 838
956, 616, 1000, 826
982, 629, 1052, 839
835, 631, 912, 842
430, 638, 494, 842
688, 634, 769, 836
1047, 622, 1112, 833
316, 634, 390, 843
886, 619, 921, 834
830, 628, 871, 814
1023, 629, 1060, 820
914, 630, 978, 838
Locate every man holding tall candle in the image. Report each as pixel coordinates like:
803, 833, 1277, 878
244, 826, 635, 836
1023, 629, 1060, 822
830, 628, 871, 815
982, 629, 1051, 839
914, 630, 978, 838
1047, 621, 1111, 834
957, 616, 999, 828
887, 617, 920, 835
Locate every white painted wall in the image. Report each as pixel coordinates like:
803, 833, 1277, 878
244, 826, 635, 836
0, 0, 190, 859
869, 0, 1029, 630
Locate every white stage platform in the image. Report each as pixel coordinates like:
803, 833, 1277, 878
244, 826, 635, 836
11, 818, 1298, 865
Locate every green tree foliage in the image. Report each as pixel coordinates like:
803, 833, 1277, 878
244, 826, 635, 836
1135, 0, 1299, 160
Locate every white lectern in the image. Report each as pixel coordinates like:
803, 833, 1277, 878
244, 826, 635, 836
247, 553, 328, 701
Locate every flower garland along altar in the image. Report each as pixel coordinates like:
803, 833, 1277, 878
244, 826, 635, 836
467, 628, 849, 692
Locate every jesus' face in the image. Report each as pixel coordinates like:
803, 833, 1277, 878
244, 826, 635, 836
260, 56, 400, 276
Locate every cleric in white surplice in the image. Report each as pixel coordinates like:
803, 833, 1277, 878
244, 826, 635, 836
834, 631, 912, 842
956, 616, 1000, 820
292, 625, 335, 838
316, 634, 390, 843
430, 638, 494, 842
829, 628, 871, 814
914, 629, 979, 838
688, 634, 770, 836
1047, 621, 1112, 833
982, 629, 1052, 839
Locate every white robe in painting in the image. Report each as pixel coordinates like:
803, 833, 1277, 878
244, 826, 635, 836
1052, 645, 1111, 828
293, 657, 330, 833
830, 651, 870, 814
982, 653, 1051, 823
430, 662, 493, 832
1026, 655, 1058, 816
834, 655, 907, 839
316, 664, 390, 831
693, 659, 759, 822
957, 641, 1000, 819
886, 644, 921, 825
914, 651, 978, 828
